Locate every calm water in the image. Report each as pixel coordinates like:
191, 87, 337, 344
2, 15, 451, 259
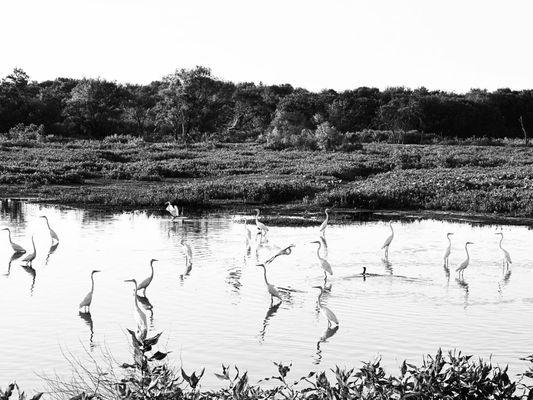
1, 200, 532, 391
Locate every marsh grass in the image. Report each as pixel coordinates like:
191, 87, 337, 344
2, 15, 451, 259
1, 140, 533, 217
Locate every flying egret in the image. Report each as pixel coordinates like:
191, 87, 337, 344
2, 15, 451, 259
443, 233, 454, 268
495, 233, 512, 268
1, 228, 26, 253
180, 239, 192, 267
79, 270, 101, 313
382, 221, 394, 258
312, 286, 339, 327
40, 216, 59, 244
456, 242, 473, 278
21, 236, 36, 266
137, 259, 158, 295
124, 279, 148, 340
254, 209, 269, 238
257, 263, 282, 305
319, 208, 330, 235
311, 240, 333, 278
265, 244, 295, 265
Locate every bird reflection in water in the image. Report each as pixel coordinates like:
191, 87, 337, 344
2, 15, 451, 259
78, 311, 95, 348
4, 252, 24, 276
21, 264, 36, 295
136, 294, 154, 326
45, 242, 59, 265
258, 301, 282, 342
226, 266, 242, 295
314, 325, 339, 365
381, 257, 393, 275
455, 277, 469, 309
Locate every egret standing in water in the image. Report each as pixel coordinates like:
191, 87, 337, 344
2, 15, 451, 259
443, 232, 454, 268
79, 270, 101, 313
254, 209, 269, 238
40, 216, 59, 244
257, 263, 282, 306
124, 279, 148, 340
319, 208, 330, 236
311, 241, 333, 278
456, 242, 473, 278
312, 286, 339, 327
137, 259, 158, 295
1, 228, 26, 253
382, 221, 394, 258
165, 202, 180, 220
21, 236, 36, 266
495, 233, 512, 268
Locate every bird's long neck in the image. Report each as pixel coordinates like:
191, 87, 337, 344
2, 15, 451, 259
498, 236, 504, 250
315, 242, 322, 257
90, 273, 95, 294
149, 261, 155, 280
389, 223, 394, 236
324, 210, 329, 221
6, 229, 13, 244
465, 244, 470, 260
255, 210, 260, 222
447, 235, 452, 245
31, 237, 35, 252
262, 266, 269, 285
43, 217, 51, 230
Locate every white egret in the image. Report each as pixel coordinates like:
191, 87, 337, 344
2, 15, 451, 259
137, 259, 158, 295
79, 270, 101, 313
40, 216, 59, 244
265, 244, 295, 265
443, 232, 454, 267
254, 209, 269, 238
257, 263, 282, 305
495, 233, 512, 268
319, 208, 330, 235
311, 240, 333, 278
382, 221, 394, 258
124, 279, 148, 340
312, 286, 339, 327
1, 228, 26, 253
165, 202, 183, 220
21, 236, 36, 266
180, 239, 192, 267
456, 242, 473, 278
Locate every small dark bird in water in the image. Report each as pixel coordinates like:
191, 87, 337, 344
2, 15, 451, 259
362, 267, 367, 277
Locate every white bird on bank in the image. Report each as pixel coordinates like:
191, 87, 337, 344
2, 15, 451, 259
124, 278, 148, 340
495, 232, 512, 268
257, 263, 282, 305
311, 240, 333, 278
254, 209, 269, 238
1, 228, 26, 253
79, 270, 100, 313
137, 259, 158, 295
40, 215, 59, 244
21, 236, 36, 266
443, 232, 454, 268
319, 208, 330, 235
456, 242, 473, 278
165, 202, 185, 221
382, 221, 394, 258
312, 286, 339, 327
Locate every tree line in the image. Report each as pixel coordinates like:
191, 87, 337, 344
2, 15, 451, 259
1, 66, 532, 145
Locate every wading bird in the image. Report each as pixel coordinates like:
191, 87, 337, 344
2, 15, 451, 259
382, 221, 394, 258
180, 239, 192, 267
319, 208, 330, 236
1, 228, 26, 253
21, 236, 36, 266
137, 259, 158, 295
311, 240, 333, 278
495, 233, 512, 268
40, 216, 59, 244
79, 270, 101, 313
312, 286, 339, 327
257, 263, 282, 306
254, 209, 269, 238
124, 278, 148, 340
456, 242, 473, 278
265, 244, 295, 265
165, 202, 184, 221
443, 232, 454, 268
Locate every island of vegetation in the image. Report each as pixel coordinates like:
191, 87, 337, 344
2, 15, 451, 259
1, 67, 532, 219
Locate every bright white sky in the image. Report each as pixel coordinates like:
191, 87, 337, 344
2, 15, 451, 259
1, 0, 532, 92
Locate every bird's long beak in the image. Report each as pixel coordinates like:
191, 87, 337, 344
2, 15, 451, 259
94, 270, 101, 273
311, 286, 322, 289
124, 279, 134, 283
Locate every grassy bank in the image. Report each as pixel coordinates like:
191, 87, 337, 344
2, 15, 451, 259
1, 138, 533, 217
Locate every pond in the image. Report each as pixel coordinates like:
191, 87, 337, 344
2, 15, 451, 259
1, 200, 532, 391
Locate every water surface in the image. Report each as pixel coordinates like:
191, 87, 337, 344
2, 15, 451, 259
1, 200, 532, 390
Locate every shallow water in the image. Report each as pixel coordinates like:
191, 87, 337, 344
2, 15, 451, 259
1, 200, 532, 391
